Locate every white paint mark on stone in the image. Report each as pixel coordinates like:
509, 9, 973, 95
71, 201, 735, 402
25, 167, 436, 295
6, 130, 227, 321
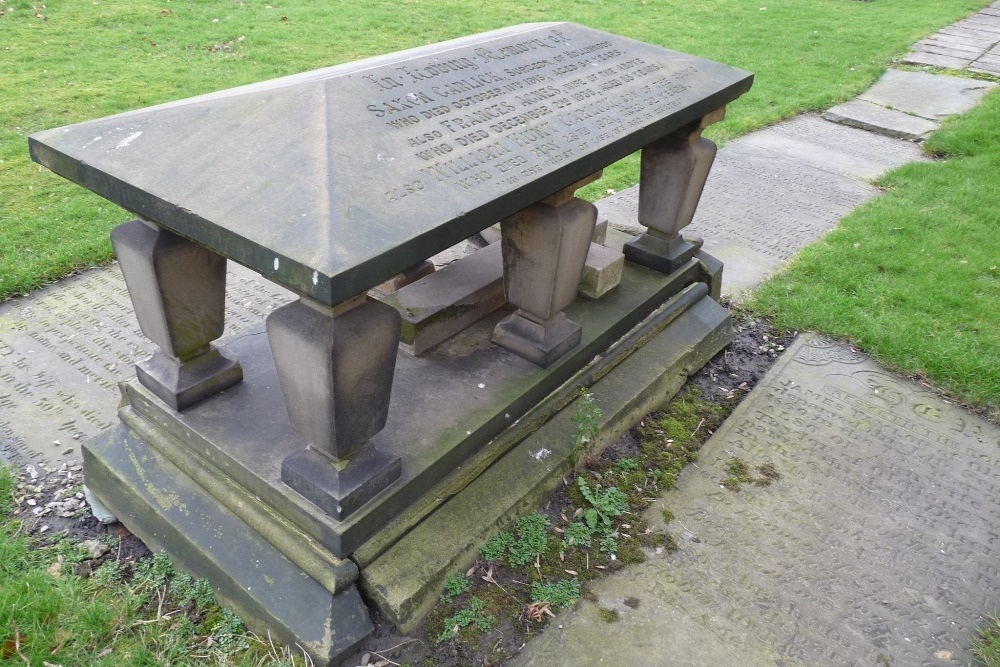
477, 383, 485, 389
115, 131, 142, 149
312, 271, 319, 285
532, 448, 551, 461
273, 257, 280, 271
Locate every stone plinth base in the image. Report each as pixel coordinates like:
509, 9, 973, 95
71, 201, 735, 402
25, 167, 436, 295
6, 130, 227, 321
83, 236, 729, 666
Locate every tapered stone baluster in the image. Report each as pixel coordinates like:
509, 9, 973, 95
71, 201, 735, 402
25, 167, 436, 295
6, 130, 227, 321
266, 295, 402, 521
492, 174, 599, 368
624, 106, 727, 275
112, 219, 243, 411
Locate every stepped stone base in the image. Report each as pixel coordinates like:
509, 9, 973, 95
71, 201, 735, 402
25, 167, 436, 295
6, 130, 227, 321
83, 243, 729, 666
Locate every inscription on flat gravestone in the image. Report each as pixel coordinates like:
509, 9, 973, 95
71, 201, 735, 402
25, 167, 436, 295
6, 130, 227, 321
0, 264, 292, 468
512, 334, 1000, 667
30, 23, 752, 304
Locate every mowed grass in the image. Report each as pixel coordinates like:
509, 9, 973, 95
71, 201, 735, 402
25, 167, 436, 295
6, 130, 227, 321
751, 88, 1000, 417
0, 465, 308, 666
0, 0, 991, 299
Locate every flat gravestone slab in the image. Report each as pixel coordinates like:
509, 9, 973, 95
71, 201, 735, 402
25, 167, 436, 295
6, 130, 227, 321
902, 51, 973, 70
29, 23, 752, 306
971, 60, 1000, 76
0, 264, 293, 470
599, 115, 924, 295
731, 114, 928, 180
913, 39, 987, 59
823, 99, 940, 141
920, 33, 997, 49
859, 69, 997, 121
513, 334, 1000, 666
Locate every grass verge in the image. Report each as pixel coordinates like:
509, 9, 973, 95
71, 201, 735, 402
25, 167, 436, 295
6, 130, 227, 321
0, 464, 308, 667
750, 87, 1000, 418
974, 615, 1000, 667
0, 0, 992, 299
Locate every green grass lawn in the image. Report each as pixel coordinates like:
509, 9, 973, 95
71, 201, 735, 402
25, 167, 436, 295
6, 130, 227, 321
0, 465, 309, 666
0, 0, 991, 300
751, 87, 1000, 418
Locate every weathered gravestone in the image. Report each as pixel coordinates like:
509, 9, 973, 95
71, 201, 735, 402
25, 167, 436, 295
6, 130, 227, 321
29, 23, 752, 665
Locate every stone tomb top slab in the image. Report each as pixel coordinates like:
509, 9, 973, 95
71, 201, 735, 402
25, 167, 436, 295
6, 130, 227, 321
29, 23, 752, 306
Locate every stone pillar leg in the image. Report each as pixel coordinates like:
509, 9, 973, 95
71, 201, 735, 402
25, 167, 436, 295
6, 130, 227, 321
624, 107, 726, 275
266, 295, 402, 521
111, 219, 242, 411
493, 180, 597, 368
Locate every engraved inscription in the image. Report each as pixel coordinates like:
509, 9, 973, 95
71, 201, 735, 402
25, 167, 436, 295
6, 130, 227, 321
348, 28, 708, 201
647, 334, 1000, 665
0, 264, 292, 468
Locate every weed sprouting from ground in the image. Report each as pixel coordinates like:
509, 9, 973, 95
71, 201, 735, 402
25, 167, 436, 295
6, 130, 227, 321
440, 572, 471, 603
571, 389, 602, 466
436, 596, 497, 643
530, 579, 581, 610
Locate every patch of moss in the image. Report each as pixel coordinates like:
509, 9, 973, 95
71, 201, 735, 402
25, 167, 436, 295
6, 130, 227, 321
756, 461, 781, 486
597, 606, 620, 623
638, 531, 677, 552
616, 539, 647, 566
623, 596, 640, 609
721, 456, 754, 491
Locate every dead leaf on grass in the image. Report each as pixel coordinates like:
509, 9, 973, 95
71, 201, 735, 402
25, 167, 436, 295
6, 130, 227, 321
525, 601, 554, 623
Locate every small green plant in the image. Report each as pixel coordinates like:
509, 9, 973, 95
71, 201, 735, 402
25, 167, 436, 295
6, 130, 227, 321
436, 596, 496, 643
211, 607, 251, 654
440, 572, 470, 603
614, 457, 638, 473
479, 513, 550, 567
134, 550, 176, 589
480, 531, 515, 561
507, 513, 550, 567
530, 578, 581, 610
561, 521, 593, 550
598, 535, 619, 555
577, 476, 628, 530
571, 390, 602, 465
170, 572, 217, 609
660, 508, 676, 524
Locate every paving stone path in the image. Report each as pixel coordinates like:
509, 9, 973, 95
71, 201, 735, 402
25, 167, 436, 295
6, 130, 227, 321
903, 0, 1000, 75
2, 5, 1000, 665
